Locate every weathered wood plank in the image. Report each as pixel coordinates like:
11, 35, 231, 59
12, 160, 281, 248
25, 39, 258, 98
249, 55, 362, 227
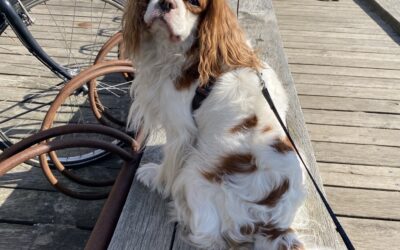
0, 188, 104, 228
280, 34, 398, 47
108, 182, 174, 250
307, 124, 400, 147
292, 73, 400, 89
288, 55, 400, 70
276, 15, 387, 27
109, 135, 174, 249
282, 41, 400, 55
326, 187, 400, 220
278, 24, 393, 35
0, 161, 120, 191
340, 217, 400, 250
303, 109, 400, 130
286, 48, 400, 62
289, 65, 400, 79
313, 142, 400, 168
319, 163, 400, 191
299, 96, 400, 114
0, 223, 90, 250
280, 29, 391, 41
277, 18, 389, 30
297, 84, 400, 101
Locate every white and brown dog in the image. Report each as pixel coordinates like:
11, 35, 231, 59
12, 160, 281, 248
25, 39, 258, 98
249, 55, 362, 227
123, 0, 306, 249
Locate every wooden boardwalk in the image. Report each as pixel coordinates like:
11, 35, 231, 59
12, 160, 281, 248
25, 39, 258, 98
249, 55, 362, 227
273, 0, 400, 249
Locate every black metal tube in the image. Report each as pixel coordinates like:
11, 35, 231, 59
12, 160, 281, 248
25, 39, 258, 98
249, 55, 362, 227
0, 0, 71, 80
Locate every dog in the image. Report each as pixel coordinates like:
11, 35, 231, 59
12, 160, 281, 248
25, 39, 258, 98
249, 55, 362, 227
123, 0, 306, 249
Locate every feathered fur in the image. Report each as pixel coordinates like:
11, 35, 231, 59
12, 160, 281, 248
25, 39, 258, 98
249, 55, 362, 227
123, 0, 306, 249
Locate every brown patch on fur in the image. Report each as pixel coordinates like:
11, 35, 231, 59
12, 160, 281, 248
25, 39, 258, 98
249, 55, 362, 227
202, 153, 257, 183
240, 224, 257, 235
230, 115, 258, 133
261, 125, 273, 133
260, 226, 294, 240
256, 179, 290, 207
278, 241, 305, 250
175, 61, 199, 90
291, 242, 306, 250
279, 244, 289, 250
272, 137, 294, 154
241, 223, 295, 240
185, 0, 208, 14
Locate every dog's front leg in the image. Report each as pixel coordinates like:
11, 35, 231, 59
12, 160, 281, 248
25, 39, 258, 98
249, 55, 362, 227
136, 133, 193, 197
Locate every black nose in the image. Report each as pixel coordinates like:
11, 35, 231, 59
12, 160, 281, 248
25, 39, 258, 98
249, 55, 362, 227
159, 0, 176, 13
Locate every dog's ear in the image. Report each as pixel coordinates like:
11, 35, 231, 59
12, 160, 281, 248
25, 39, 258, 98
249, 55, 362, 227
198, 0, 261, 86
122, 0, 148, 56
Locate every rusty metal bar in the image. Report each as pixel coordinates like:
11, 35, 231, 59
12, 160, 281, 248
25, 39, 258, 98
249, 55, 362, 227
0, 138, 136, 200
85, 129, 144, 249
39, 62, 135, 186
84, 156, 142, 250
90, 33, 134, 128
0, 124, 137, 162
0, 124, 138, 188
94, 31, 124, 64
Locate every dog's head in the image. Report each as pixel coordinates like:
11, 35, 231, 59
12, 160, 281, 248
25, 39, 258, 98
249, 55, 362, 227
123, 0, 260, 84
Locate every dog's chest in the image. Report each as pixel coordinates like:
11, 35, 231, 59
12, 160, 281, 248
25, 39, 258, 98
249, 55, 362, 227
133, 61, 198, 135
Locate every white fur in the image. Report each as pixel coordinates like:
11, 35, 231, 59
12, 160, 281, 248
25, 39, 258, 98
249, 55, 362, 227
126, 1, 307, 249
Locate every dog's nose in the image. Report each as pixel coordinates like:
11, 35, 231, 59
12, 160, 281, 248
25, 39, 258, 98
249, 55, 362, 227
159, 0, 176, 13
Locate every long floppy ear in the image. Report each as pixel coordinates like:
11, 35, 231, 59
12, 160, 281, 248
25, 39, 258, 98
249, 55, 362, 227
198, 0, 261, 86
122, 0, 148, 56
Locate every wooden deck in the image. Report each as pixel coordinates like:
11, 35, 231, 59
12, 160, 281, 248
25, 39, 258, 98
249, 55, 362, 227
0, 0, 399, 249
273, 0, 400, 249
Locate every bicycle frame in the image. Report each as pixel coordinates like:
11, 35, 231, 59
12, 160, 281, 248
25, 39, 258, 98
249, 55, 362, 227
0, 0, 72, 81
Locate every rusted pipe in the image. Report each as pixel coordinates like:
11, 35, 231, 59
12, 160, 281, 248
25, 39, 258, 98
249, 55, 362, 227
94, 31, 125, 64
0, 138, 135, 200
84, 156, 142, 250
39, 62, 134, 186
0, 124, 137, 162
91, 33, 134, 128
0, 124, 139, 187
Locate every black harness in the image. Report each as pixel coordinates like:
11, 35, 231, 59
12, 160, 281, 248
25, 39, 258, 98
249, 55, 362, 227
191, 77, 215, 113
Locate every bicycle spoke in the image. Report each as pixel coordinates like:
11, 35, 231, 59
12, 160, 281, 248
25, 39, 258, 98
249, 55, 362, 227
0, 0, 126, 166
41, 2, 79, 66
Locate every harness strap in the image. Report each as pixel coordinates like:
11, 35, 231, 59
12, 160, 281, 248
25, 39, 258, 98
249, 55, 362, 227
191, 77, 215, 112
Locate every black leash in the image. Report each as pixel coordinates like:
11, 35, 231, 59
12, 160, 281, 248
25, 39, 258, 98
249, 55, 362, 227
191, 72, 355, 249
257, 72, 355, 250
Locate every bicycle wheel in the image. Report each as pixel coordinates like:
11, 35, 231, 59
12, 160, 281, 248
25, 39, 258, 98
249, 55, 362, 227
0, 0, 131, 166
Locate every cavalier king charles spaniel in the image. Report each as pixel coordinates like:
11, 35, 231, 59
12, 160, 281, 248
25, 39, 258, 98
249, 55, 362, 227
123, 0, 306, 249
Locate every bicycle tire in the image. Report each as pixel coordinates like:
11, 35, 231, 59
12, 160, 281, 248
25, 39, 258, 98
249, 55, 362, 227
0, 0, 130, 167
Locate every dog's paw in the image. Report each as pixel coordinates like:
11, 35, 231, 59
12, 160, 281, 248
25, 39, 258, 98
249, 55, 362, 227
135, 162, 161, 189
254, 230, 305, 250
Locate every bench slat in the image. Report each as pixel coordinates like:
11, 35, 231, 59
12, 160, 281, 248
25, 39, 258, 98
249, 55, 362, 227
108, 143, 175, 250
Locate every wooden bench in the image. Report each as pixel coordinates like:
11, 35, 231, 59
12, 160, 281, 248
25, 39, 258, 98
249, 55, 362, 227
98, 1, 348, 249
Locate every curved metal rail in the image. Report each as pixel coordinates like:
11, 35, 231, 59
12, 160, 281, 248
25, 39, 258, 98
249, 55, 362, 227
0, 124, 142, 200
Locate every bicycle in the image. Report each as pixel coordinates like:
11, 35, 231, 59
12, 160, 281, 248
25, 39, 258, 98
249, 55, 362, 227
0, 0, 132, 167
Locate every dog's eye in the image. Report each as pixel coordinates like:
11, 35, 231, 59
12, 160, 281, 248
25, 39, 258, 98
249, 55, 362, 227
188, 0, 200, 7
